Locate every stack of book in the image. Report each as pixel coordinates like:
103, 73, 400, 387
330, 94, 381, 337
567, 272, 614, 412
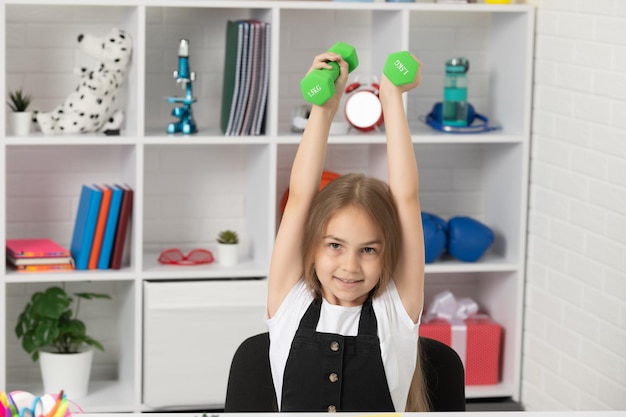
6, 238, 73, 272
220, 19, 271, 136
70, 183, 134, 270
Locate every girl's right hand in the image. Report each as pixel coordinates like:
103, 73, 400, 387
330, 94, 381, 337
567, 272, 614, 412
305, 52, 349, 111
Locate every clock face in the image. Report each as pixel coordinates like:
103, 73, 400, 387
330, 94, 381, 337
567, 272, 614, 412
344, 89, 383, 131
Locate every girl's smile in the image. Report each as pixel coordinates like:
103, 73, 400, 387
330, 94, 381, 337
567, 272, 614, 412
333, 276, 365, 290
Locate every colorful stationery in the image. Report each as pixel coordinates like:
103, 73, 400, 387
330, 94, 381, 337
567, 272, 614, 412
6, 238, 73, 271
6, 239, 70, 258
14, 264, 74, 272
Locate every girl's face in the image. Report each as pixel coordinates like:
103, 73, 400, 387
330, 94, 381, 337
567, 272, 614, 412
314, 205, 384, 307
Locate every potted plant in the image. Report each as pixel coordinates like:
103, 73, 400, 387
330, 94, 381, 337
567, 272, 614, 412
15, 285, 111, 399
7, 87, 33, 136
217, 229, 239, 266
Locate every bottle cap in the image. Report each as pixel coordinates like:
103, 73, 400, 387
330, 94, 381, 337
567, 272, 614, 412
445, 57, 469, 72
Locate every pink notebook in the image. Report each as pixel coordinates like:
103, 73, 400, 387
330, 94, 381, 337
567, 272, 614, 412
6, 238, 70, 258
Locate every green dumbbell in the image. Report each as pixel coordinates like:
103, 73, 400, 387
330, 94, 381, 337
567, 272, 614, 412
300, 42, 359, 106
384, 51, 419, 86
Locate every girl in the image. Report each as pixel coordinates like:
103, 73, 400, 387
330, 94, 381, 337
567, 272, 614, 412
267, 50, 426, 412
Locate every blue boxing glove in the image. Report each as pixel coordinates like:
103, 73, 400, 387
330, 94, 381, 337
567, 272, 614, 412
421, 212, 448, 263
447, 216, 494, 262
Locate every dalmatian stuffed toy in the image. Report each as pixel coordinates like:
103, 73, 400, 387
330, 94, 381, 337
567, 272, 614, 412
35, 27, 132, 135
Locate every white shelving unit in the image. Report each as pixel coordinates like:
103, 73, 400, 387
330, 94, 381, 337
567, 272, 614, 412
0, 0, 534, 412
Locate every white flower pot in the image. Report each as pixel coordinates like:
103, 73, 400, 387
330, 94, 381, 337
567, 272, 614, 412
218, 243, 239, 266
9, 111, 32, 136
39, 347, 93, 399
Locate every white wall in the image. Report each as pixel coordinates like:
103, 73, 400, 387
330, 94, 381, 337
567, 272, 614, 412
523, 0, 626, 410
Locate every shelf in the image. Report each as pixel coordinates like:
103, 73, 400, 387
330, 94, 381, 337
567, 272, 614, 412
276, 1, 531, 13
1, 0, 533, 410
142, 251, 267, 279
276, 131, 527, 145
3, 269, 137, 283
466, 382, 516, 400
3, 133, 140, 145
425, 254, 520, 274
141, 130, 269, 145
4, 130, 527, 146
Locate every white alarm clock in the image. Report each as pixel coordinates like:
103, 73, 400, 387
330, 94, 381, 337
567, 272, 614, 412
343, 75, 383, 132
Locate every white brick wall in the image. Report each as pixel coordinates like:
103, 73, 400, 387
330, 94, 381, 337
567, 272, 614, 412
523, 0, 626, 410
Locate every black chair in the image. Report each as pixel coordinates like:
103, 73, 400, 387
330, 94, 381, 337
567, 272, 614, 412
224, 332, 465, 412
420, 336, 466, 411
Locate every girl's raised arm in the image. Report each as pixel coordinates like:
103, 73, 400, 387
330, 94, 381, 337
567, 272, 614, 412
267, 53, 349, 318
378, 55, 425, 323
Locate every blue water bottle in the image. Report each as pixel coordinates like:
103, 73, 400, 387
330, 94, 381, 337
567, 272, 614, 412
443, 57, 469, 127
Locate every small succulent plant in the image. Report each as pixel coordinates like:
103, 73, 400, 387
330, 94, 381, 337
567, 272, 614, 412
7, 88, 32, 112
217, 229, 239, 245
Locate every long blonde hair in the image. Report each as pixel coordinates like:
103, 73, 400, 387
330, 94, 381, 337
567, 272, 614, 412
302, 173, 400, 299
405, 342, 430, 412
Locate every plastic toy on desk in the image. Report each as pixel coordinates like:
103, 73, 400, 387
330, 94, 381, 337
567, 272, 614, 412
166, 39, 198, 135
1, 390, 76, 417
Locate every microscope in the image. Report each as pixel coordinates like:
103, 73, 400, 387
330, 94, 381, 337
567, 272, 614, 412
166, 39, 197, 135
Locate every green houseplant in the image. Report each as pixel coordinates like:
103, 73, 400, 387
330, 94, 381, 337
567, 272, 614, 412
217, 229, 239, 245
7, 88, 32, 112
15, 285, 111, 398
15, 285, 111, 360
217, 229, 239, 266
7, 88, 33, 136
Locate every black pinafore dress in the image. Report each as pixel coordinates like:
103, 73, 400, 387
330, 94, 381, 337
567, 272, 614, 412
280, 297, 395, 412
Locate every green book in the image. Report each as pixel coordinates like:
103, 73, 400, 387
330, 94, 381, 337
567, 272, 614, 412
220, 20, 244, 135
229, 20, 251, 136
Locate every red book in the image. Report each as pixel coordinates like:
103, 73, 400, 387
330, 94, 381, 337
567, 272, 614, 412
110, 184, 133, 270
88, 185, 112, 269
6, 238, 70, 258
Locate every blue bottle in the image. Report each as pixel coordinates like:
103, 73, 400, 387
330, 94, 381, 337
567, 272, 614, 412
443, 57, 469, 127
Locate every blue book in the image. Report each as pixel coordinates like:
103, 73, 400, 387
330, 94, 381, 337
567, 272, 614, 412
70, 184, 103, 270
97, 184, 124, 269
